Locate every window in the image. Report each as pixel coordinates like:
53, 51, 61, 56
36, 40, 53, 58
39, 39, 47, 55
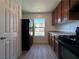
34, 18, 45, 36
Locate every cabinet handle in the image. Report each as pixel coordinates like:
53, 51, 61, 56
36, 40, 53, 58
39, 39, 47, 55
0, 37, 6, 40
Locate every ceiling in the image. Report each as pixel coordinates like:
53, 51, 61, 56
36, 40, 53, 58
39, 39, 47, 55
20, 0, 61, 13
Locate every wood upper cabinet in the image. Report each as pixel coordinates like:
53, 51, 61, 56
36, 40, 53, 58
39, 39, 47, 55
61, 0, 79, 21
54, 7, 58, 24
61, 0, 69, 22
69, 0, 79, 20
52, 10, 55, 25
70, 0, 79, 9
57, 2, 62, 23
52, 0, 79, 25
52, 3, 62, 25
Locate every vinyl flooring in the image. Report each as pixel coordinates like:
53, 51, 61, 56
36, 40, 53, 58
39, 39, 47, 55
20, 44, 58, 59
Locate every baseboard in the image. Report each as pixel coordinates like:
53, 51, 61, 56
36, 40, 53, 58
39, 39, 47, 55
33, 41, 48, 44
18, 51, 28, 59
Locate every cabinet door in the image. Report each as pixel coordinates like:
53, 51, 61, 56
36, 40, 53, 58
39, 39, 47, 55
51, 36, 55, 49
52, 11, 55, 25
61, 0, 69, 22
70, 0, 79, 9
54, 39, 59, 57
48, 34, 52, 46
52, 2, 62, 25
0, 8, 5, 33
62, 47, 79, 59
48, 33, 50, 44
57, 2, 62, 23
54, 7, 58, 24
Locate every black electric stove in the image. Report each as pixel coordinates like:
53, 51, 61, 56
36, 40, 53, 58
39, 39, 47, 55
58, 27, 79, 59
59, 27, 79, 47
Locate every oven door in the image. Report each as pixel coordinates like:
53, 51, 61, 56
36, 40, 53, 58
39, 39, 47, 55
60, 44, 79, 59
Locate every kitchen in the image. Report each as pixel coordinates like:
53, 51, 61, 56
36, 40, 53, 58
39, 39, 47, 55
0, 0, 79, 59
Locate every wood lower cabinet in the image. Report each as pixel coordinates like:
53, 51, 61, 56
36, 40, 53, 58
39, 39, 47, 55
48, 33, 52, 47
51, 36, 55, 49
54, 37, 59, 57
48, 33, 59, 57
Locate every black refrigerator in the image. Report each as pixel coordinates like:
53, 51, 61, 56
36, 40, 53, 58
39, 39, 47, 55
21, 19, 33, 51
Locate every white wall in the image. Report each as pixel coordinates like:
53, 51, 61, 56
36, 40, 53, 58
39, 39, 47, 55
57, 20, 79, 32
22, 12, 57, 43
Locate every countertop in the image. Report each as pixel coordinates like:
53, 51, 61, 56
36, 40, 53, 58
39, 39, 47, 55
48, 31, 76, 36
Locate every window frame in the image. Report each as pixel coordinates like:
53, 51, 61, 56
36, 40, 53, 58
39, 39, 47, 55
34, 18, 45, 36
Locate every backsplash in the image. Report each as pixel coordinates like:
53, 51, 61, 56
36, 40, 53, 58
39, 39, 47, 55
57, 20, 79, 32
